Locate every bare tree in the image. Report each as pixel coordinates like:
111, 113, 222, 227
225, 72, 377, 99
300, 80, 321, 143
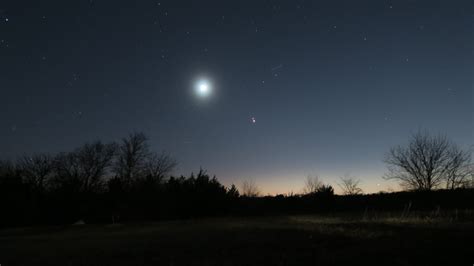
53, 141, 116, 193
0, 160, 18, 179
338, 175, 363, 195
384, 131, 472, 191
144, 152, 177, 183
114, 132, 149, 185
302, 175, 323, 194
241, 179, 260, 197
468, 167, 474, 188
52, 151, 81, 190
17, 154, 54, 193
76, 141, 117, 192
444, 146, 472, 189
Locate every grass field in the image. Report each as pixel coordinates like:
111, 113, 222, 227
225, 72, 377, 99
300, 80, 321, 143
1, 214, 473, 266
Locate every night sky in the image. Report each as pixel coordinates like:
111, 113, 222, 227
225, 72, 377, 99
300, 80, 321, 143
1, 0, 473, 194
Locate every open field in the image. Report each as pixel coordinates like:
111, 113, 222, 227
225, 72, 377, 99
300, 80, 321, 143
1, 214, 473, 266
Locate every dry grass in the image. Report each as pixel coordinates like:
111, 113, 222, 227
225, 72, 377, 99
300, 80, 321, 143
1, 213, 473, 266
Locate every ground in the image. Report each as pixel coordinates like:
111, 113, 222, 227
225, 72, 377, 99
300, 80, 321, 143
1, 214, 473, 266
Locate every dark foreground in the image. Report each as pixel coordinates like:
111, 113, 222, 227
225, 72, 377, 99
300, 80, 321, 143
1, 214, 473, 266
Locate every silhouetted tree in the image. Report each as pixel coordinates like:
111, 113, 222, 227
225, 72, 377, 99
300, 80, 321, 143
227, 184, 240, 198
0, 160, 21, 185
51, 152, 81, 192
338, 175, 363, 195
316, 184, 334, 196
76, 141, 117, 193
241, 179, 260, 197
444, 146, 472, 189
0, 160, 28, 226
144, 152, 177, 184
52, 141, 116, 193
17, 154, 54, 193
302, 175, 323, 194
468, 169, 474, 188
113, 132, 149, 187
384, 131, 472, 191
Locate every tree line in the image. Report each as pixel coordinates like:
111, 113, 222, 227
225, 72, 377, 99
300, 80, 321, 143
0, 131, 473, 227
0, 133, 237, 226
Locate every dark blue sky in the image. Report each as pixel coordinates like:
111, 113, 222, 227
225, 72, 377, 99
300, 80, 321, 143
1, 0, 472, 193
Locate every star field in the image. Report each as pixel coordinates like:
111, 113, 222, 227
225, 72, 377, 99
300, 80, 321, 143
0, 0, 472, 194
